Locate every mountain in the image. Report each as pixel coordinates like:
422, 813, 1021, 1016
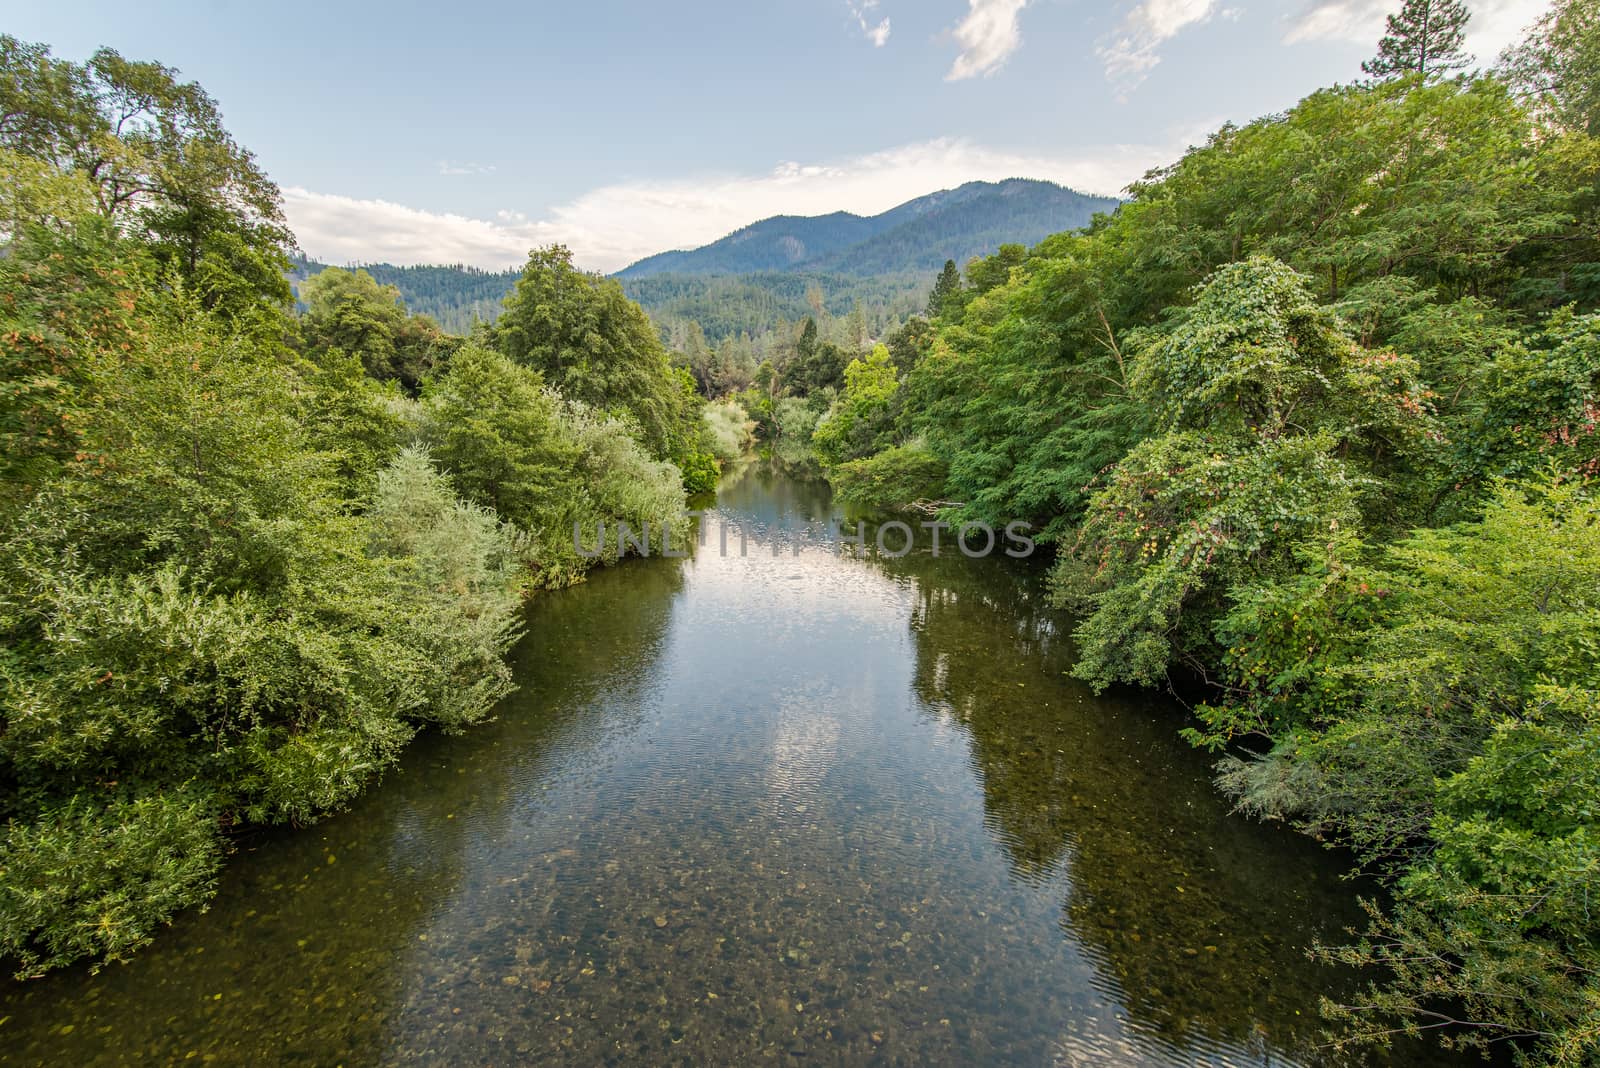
616, 179, 1119, 280
288, 178, 1120, 342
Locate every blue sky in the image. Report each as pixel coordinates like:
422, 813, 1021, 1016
7, 0, 1549, 271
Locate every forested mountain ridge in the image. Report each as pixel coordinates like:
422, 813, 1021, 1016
616, 178, 1118, 278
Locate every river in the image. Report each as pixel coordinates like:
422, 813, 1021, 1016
0, 457, 1456, 1065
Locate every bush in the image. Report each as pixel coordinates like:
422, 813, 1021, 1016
702, 400, 754, 463
773, 396, 822, 444
0, 790, 223, 976
828, 442, 947, 511
0, 315, 535, 969
423, 345, 689, 586
366, 445, 527, 731
1211, 479, 1600, 1060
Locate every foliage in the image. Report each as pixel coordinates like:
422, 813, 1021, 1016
1212, 481, 1600, 1062
702, 400, 755, 464
0, 35, 292, 323
773, 395, 824, 444
297, 266, 454, 392
1500, 0, 1600, 136
290, 255, 520, 334
492, 245, 696, 462
870, 69, 1600, 1053
811, 344, 900, 467
0, 790, 223, 976
422, 344, 686, 586
927, 260, 961, 317
0, 41, 694, 977
827, 442, 947, 511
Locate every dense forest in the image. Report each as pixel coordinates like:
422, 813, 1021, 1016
716, 2, 1600, 1062
0, 34, 734, 977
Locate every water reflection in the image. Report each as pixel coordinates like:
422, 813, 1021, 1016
0, 458, 1467, 1066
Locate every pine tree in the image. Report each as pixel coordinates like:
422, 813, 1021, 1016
927, 259, 961, 317
1362, 0, 1473, 79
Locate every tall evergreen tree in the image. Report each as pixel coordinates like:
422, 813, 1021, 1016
927, 259, 961, 317
1362, 0, 1473, 79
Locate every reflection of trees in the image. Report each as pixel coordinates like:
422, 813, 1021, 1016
714, 455, 834, 531
870, 546, 1374, 1063
0, 555, 687, 1066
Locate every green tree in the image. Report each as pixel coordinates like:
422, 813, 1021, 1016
0, 36, 293, 322
492, 245, 688, 461
811, 344, 900, 466
422, 344, 688, 586
298, 266, 449, 392
1214, 481, 1600, 1064
926, 259, 961, 317
1362, 0, 1473, 80
1051, 259, 1436, 690
1499, 0, 1600, 134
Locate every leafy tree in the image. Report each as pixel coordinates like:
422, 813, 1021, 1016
1214, 480, 1600, 1063
492, 245, 689, 461
0, 218, 148, 513
812, 344, 900, 466
298, 266, 451, 392
1361, 0, 1473, 80
828, 442, 947, 511
422, 344, 686, 585
1050, 258, 1435, 690
884, 314, 935, 371
1499, 0, 1600, 135
0, 36, 292, 321
964, 243, 1027, 296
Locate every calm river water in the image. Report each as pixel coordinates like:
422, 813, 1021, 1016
0, 458, 1460, 1066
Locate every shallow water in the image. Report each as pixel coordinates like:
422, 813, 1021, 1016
0, 458, 1461, 1065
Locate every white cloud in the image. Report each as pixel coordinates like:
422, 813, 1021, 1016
284, 136, 1185, 274
946, 0, 1031, 80
436, 159, 496, 176
847, 0, 892, 46
1097, 0, 1225, 93
1285, 0, 1550, 61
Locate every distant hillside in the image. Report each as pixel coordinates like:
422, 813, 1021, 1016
618, 271, 927, 344
616, 179, 1118, 280
288, 255, 519, 334
289, 178, 1120, 343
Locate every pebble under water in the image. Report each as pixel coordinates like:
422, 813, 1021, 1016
0, 458, 1474, 1066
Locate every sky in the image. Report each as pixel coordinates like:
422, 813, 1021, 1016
6, 0, 1553, 272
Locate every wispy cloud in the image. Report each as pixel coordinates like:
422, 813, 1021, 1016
847, 0, 892, 47
436, 159, 496, 176
946, 0, 1031, 80
1284, 0, 1548, 60
1097, 0, 1232, 94
285, 135, 1188, 274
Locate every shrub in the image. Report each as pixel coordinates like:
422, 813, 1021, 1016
828, 443, 947, 511
702, 400, 755, 463
0, 790, 223, 977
